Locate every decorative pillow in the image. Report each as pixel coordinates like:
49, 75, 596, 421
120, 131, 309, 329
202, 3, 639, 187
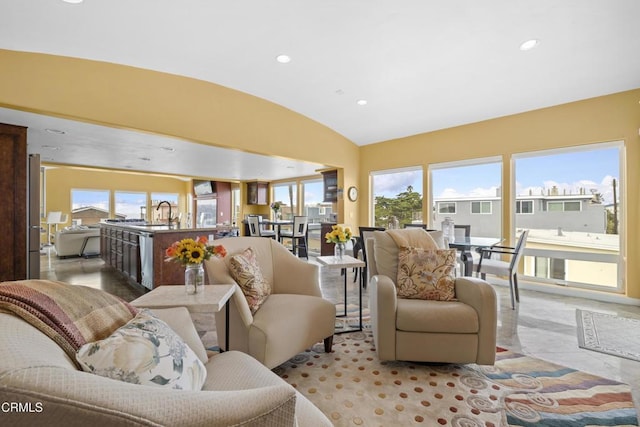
76, 309, 207, 390
228, 247, 271, 314
396, 247, 457, 301
373, 230, 447, 281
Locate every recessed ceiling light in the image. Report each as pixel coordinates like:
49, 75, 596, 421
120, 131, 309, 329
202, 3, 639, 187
520, 39, 539, 51
357, 99, 368, 106
276, 54, 291, 64
62, 0, 84, 3
45, 128, 66, 135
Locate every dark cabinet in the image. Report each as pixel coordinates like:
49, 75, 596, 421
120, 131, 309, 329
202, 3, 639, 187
247, 182, 268, 205
101, 226, 140, 284
322, 170, 338, 203
0, 123, 27, 281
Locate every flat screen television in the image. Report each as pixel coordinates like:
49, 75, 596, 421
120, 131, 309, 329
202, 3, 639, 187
193, 180, 216, 196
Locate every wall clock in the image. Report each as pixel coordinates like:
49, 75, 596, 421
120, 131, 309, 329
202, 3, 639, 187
347, 186, 358, 202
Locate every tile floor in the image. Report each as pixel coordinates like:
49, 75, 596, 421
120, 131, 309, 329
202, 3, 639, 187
40, 246, 640, 408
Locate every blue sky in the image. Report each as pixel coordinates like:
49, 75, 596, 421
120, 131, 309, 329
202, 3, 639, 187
70, 147, 621, 218
374, 146, 620, 204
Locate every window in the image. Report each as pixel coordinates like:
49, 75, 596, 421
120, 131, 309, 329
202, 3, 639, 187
438, 202, 456, 214
471, 201, 491, 214
195, 199, 217, 228
430, 158, 501, 238
273, 182, 297, 220
151, 193, 179, 224
302, 179, 330, 255
564, 201, 581, 211
534, 256, 566, 280
515, 142, 623, 291
70, 189, 110, 225
371, 167, 423, 228
516, 200, 533, 214
115, 191, 146, 220
547, 200, 581, 212
547, 201, 563, 211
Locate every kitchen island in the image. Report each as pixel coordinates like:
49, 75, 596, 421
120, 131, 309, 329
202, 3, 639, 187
100, 223, 237, 290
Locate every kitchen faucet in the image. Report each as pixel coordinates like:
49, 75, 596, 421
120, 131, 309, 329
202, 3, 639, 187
156, 201, 173, 226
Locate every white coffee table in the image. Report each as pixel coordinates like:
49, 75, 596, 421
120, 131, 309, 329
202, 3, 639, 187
131, 284, 236, 350
316, 255, 366, 333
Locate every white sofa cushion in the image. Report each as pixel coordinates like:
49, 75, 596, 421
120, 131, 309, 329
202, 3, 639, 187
76, 310, 207, 391
151, 306, 208, 364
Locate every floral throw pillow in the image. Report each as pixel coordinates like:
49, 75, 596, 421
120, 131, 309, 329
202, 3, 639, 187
396, 247, 457, 301
228, 247, 271, 314
76, 309, 207, 391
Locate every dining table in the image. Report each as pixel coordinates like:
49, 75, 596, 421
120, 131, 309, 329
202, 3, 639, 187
242, 218, 292, 239
448, 236, 502, 277
264, 219, 295, 243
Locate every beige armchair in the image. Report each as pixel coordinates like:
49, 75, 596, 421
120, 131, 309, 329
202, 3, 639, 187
205, 237, 336, 369
366, 230, 497, 365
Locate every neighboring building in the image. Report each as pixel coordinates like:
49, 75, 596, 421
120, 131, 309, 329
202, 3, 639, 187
71, 206, 124, 225
433, 187, 606, 237
523, 228, 619, 289
305, 204, 334, 224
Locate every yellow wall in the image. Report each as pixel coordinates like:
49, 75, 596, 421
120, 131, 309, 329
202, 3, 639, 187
45, 166, 191, 228
360, 89, 640, 298
0, 48, 361, 214
1, 49, 637, 298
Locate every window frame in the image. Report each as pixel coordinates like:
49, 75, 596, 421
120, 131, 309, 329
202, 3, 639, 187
470, 200, 492, 215
438, 202, 457, 214
546, 200, 582, 212
516, 200, 534, 214
370, 166, 423, 227
513, 140, 624, 293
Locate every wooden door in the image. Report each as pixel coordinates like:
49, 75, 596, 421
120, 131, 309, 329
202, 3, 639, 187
0, 123, 27, 281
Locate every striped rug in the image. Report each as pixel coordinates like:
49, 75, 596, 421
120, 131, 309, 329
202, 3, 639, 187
275, 331, 638, 426
489, 347, 637, 426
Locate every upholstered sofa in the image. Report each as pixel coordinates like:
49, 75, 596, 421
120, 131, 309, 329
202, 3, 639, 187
54, 226, 101, 258
366, 229, 497, 365
205, 236, 336, 369
0, 303, 331, 426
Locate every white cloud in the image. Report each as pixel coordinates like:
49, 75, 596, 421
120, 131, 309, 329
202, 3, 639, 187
436, 186, 499, 199
373, 171, 422, 196
516, 176, 618, 204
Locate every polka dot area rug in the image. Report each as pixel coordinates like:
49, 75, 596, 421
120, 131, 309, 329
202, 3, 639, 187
274, 331, 638, 426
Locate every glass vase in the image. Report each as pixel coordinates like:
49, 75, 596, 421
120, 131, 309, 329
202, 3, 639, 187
334, 242, 346, 260
185, 263, 205, 295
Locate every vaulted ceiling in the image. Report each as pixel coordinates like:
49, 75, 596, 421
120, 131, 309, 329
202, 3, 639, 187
1, 0, 639, 180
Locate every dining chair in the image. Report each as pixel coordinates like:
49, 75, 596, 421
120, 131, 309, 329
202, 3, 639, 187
453, 224, 471, 275
278, 216, 309, 258
453, 224, 471, 241
358, 226, 386, 288
247, 215, 276, 239
404, 223, 428, 229
475, 230, 530, 309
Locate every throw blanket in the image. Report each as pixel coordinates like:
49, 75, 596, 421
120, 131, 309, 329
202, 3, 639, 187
0, 280, 138, 365
386, 228, 438, 250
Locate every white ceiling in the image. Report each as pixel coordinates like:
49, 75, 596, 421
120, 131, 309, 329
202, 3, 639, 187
1, 0, 639, 180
